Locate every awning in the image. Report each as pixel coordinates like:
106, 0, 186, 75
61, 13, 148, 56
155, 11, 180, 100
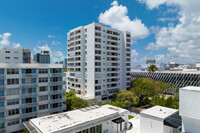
164, 112, 182, 128
112, 117, 125, 124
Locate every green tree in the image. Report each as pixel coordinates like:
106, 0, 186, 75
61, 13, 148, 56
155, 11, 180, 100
131, 78, 154, 105
148, 64, 158, 105
64, 90, 89, 111
24, 128, 29, 133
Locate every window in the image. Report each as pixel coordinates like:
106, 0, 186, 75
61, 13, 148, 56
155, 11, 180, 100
39, 69, 48, 74
23, 88, 33, 94
6, 88, 19, 96
39, 86, 48, 92
7, 69, 19, 74
95, 86, 101, 90
7, 79, 19, 85
25, 98, 32, 103
39, 104, 48, 110
7, 118, 19, 126
39, 77, 48, 83
8, 108, 19, 116
39, 95, 48, 101
5, 57, 10, 59
7, 99, 19, 106
25, 107, 33, 113
95, 92, 101, 96
95, 68, 101, 72
5, 51, 10, 53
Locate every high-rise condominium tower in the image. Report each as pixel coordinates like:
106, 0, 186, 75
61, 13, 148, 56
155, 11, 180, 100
67, 22, 131, 101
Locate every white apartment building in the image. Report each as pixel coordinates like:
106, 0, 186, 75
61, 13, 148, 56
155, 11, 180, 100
67, 22, 131, 101
24, 105, 132, 133
0, 48, 31, 63
0, 63, 66, 132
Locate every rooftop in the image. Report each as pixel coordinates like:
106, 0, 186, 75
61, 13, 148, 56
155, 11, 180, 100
180, 86, 200, 92
141, 105, 178, 119
24, 105, 128, 133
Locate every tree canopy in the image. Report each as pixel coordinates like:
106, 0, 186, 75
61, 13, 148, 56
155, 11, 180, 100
64, 90, 89, 111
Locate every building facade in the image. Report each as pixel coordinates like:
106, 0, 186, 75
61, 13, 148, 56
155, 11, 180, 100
67, 22, 131, 101
0, 48, 31, 63
34, 51, 50, 64
0, 63, 66, 132
24, 105, 132, 133
131, 71, 200, 87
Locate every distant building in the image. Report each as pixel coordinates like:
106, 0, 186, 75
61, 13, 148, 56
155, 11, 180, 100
146, 59, 156, 64
63, 58, 67, 68
34, 51, 50, 64
0, 48, 31, 63
131, 71, 200, 87
169, 62, 179, 68
24, 105, 132, 133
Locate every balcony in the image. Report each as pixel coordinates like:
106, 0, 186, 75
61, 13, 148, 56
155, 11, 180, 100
0, 96, 5, 100
21, 102, 37, 108
22, 73, 38, 78
50, 73, 64, 77
49, 81, 66, 86
50, 90, 64, 95
50, 98, 63, 104
50, 107, 64, 112
21, 93, 37, 98
21, 112, 37, 118
21, 83, 38, 88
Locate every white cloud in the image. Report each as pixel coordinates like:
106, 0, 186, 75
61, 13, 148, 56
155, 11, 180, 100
33, 44, 65, 63
158, 17, 179, 22
99, 0, 149, 40
12, 43, 21, 48
0, 33, 12, 47
52, 40, 61, 45
154, 54, 165, 62
48, 35, 55, 38
141, 0, 200, 63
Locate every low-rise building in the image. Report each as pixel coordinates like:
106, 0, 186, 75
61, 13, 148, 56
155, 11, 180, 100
24, 105, 131, 133
140, 106, 181, 133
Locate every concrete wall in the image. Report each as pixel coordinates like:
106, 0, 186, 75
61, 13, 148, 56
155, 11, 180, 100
140, 114, 164, 133
180, 87, 200, 132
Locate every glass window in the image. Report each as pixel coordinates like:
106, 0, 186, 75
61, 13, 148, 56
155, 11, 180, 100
7, 69, 19, 75
7, 99, 19, 106
7, 118, 19, 126
39, 86, 48, 92
8, 108, 19, 116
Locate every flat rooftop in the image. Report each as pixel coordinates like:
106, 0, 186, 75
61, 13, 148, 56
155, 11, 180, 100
141, 105, 178, 119
180, 86, 200, 92
24, 105, 128, 133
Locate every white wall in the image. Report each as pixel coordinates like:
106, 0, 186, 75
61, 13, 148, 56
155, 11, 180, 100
140, 114, 164, 133
180, 87, 200, 133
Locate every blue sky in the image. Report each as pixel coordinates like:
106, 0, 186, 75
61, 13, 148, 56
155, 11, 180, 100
1, 0, 199, 65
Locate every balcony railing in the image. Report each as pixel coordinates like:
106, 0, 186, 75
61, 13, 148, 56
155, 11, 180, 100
22, 73, 38, 78
50, 90, 64, 95
21, 102, 37, 108
49, 81, 66, 86
49, 98, 63, 104
50, 73, 64, 77
21, 112, 37, 118
21, 83, 38, 88
50, 107, 64, 112
21, 93, 37, 98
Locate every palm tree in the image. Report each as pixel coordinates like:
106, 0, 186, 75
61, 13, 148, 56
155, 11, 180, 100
148, 64, 158, 105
